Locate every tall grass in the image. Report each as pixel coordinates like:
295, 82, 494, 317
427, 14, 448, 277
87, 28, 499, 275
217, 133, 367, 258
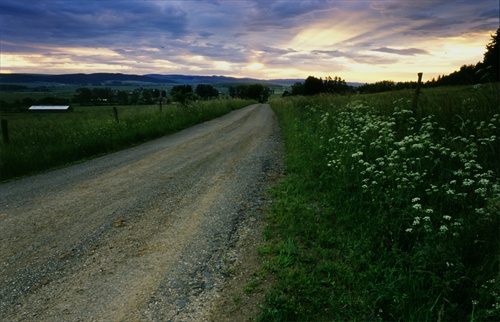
0, 99, 255, 181
260, 84, 499, 321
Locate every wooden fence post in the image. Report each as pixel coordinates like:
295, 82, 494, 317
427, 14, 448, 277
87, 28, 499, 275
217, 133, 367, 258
412, 72, 423, 115
113, 106, 119, 123
1, 119, 9, 144
159, 99, 163, 112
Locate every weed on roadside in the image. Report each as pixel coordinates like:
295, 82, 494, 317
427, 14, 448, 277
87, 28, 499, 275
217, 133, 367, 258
260, 85, 500, 321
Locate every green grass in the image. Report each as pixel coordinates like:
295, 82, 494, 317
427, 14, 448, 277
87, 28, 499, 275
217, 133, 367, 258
0, 99, 255, 181
259, 84, 500, 321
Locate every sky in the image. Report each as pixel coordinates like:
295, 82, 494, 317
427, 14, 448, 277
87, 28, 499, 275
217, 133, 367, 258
0, 0, 498, 83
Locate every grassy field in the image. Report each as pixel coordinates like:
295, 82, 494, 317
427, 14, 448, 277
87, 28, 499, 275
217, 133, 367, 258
0, 99, 255, 181
258, 84, 499, 321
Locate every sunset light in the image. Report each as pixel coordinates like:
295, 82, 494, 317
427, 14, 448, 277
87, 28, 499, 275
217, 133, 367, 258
0, 0, 497, 83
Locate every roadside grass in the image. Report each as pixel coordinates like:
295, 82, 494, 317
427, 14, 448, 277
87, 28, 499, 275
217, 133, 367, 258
0, 99, 255, 181
260, 84, 500, 321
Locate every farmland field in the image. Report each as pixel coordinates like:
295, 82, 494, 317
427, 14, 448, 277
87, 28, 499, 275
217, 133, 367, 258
0, 99, 255, 181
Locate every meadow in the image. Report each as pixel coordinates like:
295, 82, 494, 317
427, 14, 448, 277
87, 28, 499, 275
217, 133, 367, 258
258, 84, 499, 321
0, 99, 255, 181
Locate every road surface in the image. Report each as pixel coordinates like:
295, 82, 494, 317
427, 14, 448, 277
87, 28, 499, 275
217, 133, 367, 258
0, 104, 282, 321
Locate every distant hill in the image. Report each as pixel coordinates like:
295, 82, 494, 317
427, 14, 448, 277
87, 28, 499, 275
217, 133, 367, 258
0, 73, 169, 85
0, 73, 306, 87
0, 73, 362, 87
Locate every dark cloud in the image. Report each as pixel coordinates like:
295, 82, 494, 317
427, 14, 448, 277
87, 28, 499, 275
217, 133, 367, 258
232, 33, 248, 38
312, 50, 345, 57
257, 46, 296, 55
0, 0, 189, 47
350, 54, 399, 65
309, 48, 399, 65
372, 47, 429, 56
198, 31, 215, 38
370, 0, 498, 37
245, 0, 333, 31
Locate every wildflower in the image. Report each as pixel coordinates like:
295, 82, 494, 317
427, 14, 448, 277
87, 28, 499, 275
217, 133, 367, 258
424, 208, 434, 214
443, 215, 452, 220
439, 225, 448, 233
413, 217, 421, 225
475, 188, 487, 196
423, 216, 431, 222
412, 203, 422, 210
463, 179, 475, 186
411, 143, 424, 149
478, 178, 490, 185
412, 197, 420, 203
405, 228, 413, 233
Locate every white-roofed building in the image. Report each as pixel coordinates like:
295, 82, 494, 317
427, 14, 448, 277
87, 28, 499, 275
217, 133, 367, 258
29, 105, 73, 112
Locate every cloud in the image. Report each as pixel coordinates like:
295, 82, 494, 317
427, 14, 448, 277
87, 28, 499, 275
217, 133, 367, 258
0, 0, 189, 47
245, 0, 334, 31
372, 47, 430, 56
0, 0, 497, 82
311, 50, 345, 57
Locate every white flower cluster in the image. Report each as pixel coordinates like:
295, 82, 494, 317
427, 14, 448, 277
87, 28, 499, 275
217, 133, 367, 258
319, 96, 499, 239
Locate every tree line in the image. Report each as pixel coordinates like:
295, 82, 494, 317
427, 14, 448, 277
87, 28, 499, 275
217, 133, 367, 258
284, 75, 352, 97
0, 82, 275, 112
286, 28, 499, 96
170, 83, 271, 104
359, 28, 499, 93
227, 84, 271, 103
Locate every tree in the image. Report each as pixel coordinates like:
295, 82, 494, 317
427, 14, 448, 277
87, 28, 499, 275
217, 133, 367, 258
291, 82, 304, 96
142, 89, 153, 104
91, 87, 113, 105
171, 85, 194, 105
483, 27, 499, 82
246, 84, 271, 103
116, 91, 129, 105
303, 76, 323, 96
195, 84, 219, 100
74, 87, 93, 106
358, 80, 396, 94
228, 85, 248, 99
323, 76, 349, 94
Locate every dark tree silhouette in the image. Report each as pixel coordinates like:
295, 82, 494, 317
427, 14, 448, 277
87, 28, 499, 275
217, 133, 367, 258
195, 84, 219, 100
171, 85, 194, 105
304, 76, 324, 96
483, 27, 499, 82
228, 84, 270, 103
246, 84, 271, 103
291, 82, 304, 96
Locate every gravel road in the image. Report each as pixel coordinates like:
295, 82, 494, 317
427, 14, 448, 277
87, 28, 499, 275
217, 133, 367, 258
0, 104, 283, 321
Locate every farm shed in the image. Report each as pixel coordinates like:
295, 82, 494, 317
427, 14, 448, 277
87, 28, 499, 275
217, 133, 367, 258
29, 105, 73, 112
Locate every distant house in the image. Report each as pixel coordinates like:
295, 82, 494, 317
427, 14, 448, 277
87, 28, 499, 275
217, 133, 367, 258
29, 105, 73, 112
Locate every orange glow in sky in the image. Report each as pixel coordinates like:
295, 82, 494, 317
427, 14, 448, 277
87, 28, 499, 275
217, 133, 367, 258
0, 0, 497, 83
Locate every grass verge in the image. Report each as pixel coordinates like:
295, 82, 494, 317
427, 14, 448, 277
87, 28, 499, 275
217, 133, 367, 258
259, 84, 500, 321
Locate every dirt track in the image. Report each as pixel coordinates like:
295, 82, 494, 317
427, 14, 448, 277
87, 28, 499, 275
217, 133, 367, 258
0, 104, 282, 321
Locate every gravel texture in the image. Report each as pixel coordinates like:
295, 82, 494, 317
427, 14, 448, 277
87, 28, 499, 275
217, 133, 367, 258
0, 104, 283, 321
